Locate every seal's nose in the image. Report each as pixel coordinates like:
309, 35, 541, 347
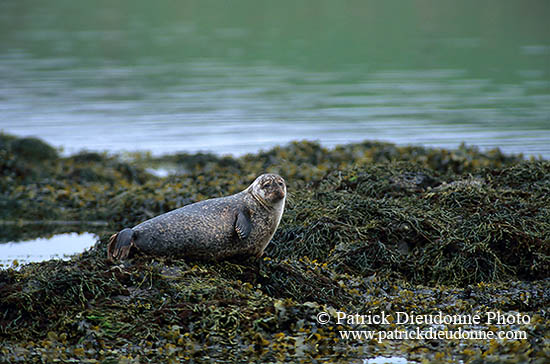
275, 186, 285, 200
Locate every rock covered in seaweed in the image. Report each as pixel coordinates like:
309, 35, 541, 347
1, 134, 549, 363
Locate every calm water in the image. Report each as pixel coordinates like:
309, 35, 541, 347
0, 0, 549, 157
364, 357, 409, 364
0, 233, 97, 268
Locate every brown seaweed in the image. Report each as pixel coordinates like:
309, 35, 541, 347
1, 134, 548, 363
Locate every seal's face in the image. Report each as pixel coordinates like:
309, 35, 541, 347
250, 173, 286, 206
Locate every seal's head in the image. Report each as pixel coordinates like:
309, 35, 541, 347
248, 173, 286, 207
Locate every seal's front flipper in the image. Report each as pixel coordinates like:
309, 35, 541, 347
107, 228, 135, 261
235, 210, 252, 240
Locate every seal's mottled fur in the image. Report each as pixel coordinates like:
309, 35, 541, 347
108, 173, 286, 261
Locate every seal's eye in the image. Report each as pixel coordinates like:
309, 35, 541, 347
277, 181, 284, 187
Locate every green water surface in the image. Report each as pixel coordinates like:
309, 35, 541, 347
1, 0, 549, 156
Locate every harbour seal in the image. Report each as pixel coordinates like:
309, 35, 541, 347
107, 173, 286, 261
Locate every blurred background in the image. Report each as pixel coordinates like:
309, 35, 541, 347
1, 0, 549, 158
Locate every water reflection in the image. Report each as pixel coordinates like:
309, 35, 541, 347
2, 60, 548, 157
363, 357, 409, 364
0, 232, 98, 268
0, 0, 549, 157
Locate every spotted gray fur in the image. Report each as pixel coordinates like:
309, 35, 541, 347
108, 173, 286, 261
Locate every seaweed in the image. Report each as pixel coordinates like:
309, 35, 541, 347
0, 134, 549, 363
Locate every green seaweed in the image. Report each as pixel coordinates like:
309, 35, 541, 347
1, 134, 549, 363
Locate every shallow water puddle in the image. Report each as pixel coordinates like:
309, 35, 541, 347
0, 232, 97, 268
146, 167, 178, 177
363, 357, 410, 364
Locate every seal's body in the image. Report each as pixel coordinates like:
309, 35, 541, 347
107, 174, 286, 261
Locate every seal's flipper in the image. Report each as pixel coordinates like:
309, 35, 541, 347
107, 228, 135, 261
235, 210, 252, 240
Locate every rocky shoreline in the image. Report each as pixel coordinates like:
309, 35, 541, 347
1, 133, 549, 363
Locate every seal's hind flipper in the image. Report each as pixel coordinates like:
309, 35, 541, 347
107, 228, 135, 261
235, 210, 252, 240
